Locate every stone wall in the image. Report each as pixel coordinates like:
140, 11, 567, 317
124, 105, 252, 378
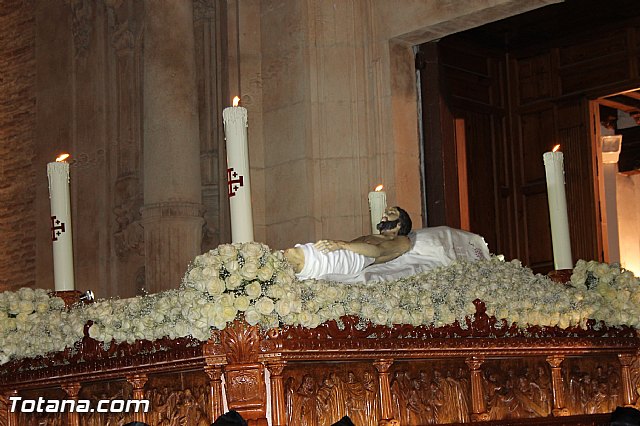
0, 0, 36, 291
245, 0, 562, 248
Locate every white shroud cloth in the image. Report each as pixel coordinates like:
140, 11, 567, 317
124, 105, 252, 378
294, 243, 374, 280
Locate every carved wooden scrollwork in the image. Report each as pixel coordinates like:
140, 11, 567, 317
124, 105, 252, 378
217, 319, 264, 364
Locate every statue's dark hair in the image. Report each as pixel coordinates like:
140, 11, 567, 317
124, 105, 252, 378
395, 206, 412, 236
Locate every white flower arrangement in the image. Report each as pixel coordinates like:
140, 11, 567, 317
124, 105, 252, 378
1, 243, 639, 365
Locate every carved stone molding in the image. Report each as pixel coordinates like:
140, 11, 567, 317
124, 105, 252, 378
69, 0, 92, 58
111, 20, 136, 54
193, 0, 214, 21
141, 201, 206, 220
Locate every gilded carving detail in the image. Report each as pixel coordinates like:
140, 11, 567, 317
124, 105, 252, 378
284, 367, 379, 426
388, 363, 470, 425
17, 388, 66, 426
563, 358, 622, 415
78, 381, 132, 426
227, 370, 260, 403
482, 360, 552, 420
146, 373, 210, 426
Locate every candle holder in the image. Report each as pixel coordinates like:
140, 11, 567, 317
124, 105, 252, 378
548, 269, 573, 284
52, 290, 95, 308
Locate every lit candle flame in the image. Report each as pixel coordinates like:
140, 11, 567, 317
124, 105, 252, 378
232, 96, 240, 107
374, 184, 384, 192
552, 144, 561, 153
56, 153, 70, 162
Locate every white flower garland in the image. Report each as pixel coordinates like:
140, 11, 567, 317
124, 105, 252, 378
1, 243, 639, 365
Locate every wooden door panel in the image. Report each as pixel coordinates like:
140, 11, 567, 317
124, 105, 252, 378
556, 100, 601, 262
523, 192, 554, 271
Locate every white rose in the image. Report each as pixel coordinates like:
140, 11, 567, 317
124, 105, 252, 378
267, 284, 285, 300
330, 304, 345, 318
234, 295, 251, 311
390, 311, 405, 325
275, 270, 294, 285
255, 297, 275, 315
223, 273, 241, 291
346, 300, 361, 314
221, 306, 238, 323
305, 300, 319, 313
324, 287, 339, 301
373, 309, 389, 325
289, 299, 302, 313
18, 287, 35, 301
275, 299, 291, 317
35, 301, 49, 314
154, 298, 172, 314
240, 243, 263, 261
207, 277, 226, 295
409, 310, 425, 326
361, 303, 376, 319
257, 264, 275, 281
218, 293, 235, 307
244, 307, 261, 325
245, 282, 262, 300
297, 312, 313, 327
189, 278, 206, 292
218, 244, 238, 261
240, 261, 259, 280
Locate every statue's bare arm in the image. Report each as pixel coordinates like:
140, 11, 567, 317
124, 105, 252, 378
314, 236, 410, 264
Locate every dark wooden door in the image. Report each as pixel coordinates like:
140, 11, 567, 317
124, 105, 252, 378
418, 40, 519, 264
419, 39, 602, 273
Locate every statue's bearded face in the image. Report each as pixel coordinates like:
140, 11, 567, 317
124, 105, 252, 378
376, 207, 401, 234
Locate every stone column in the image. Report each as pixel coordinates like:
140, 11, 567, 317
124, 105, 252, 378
142, 0, 204, 293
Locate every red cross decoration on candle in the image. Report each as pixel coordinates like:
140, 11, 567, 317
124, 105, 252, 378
50, 216, 66, 241
227, 167, 244, 197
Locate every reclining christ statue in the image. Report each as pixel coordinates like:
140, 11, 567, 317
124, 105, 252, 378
284, 206, 413, 280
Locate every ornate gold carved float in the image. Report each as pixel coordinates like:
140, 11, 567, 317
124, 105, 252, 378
0, 300, 638, 426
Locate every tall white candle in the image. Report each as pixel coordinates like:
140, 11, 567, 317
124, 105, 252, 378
543, 146, 573, 270
47, 154, 75, 291
223, 97, 254, 243
368, 185, 387, 234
